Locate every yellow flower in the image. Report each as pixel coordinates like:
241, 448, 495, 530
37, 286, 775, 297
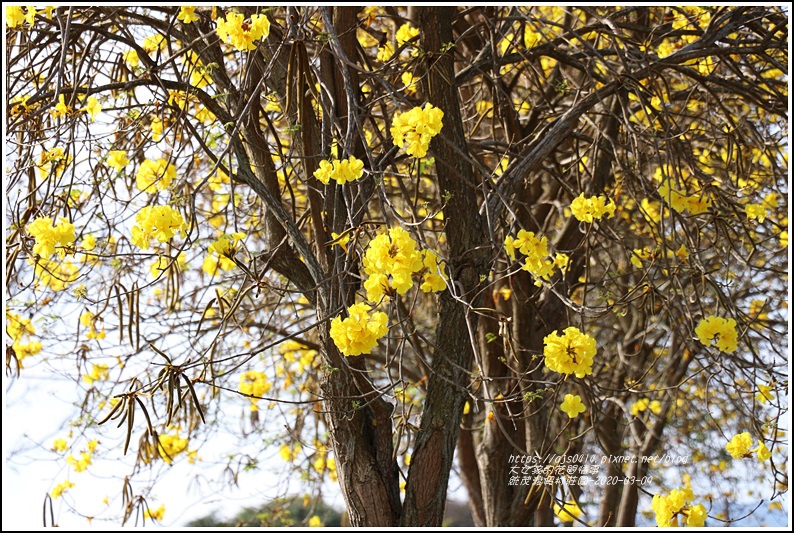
725, 431, 753, 459
329, 302, 389, 356
66, 451, 93, 472
420, 249, 447, 293
506, 229, 555, 284
38, 147, 72, 179
559, 394, 586, 419
361, 227, 424, 302
543, 327, 597, 378
208, 232, 246, 257
280, 444, 301, 462
130, 206, 186, 250
658, 181, 711, 215
51, 94, 73, 118
391, 103, 444, 158
80, 234, 96, 252
695, 315, 738, 353
178, 6, 199, 24
753, 441, 772, 462
685, 503, 707, 527
29, 257, 79, 291
144, 504, 165, 521
81, 96, 102, 122
135, 158, 176, 192
238, 370, 273, 411
52, 438, 69, 452
553, 500, 581, 523
202, 254, 235, 276
396, 23, 419, 46
312, 156, 365, 185
402, 71, 419, 95
745, 203, 767, 223
83, 363, 109, 384
142, 33, 166, 53
329, 231, 350, 252
216, 11, 270, 51
50, 480, 75, 499
376, 42, 394, 62
106, 150, 129, 172
80, 311, 106, 340
27, 216, 76, 259
569, 192, 616, 223
308, 515, 323, 527
755, 383, 775, 404
158, 431, 189, 464
6, 6, 26, 27
123, 49, 139, 67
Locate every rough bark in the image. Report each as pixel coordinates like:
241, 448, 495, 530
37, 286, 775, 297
400, 6, 490, 526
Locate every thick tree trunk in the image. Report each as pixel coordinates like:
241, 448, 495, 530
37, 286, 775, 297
400, 6, 490, 527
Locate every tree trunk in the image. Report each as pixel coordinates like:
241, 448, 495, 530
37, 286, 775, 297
400, 6, 490, 526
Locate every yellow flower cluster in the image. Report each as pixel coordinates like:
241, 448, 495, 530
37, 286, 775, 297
182, 51, 213, 88
201, 232, 244, 275
38, 147, 71, 179
280, 340, 318, 372
570, 193, 616, 223
130, 206, 186, 250
239, 370, 273, 411
29, 257, 79, 291
66, 450, 93, 472
27, 216, 76, 259
695, 315, 738, 353
725, 431, 770, 461
543, 327, 597, 378
177, 6, 198, 24
553, 500, 582, 523
106, 150, 130, 172
216, 11, 270, 52
313, 156, 365, 185
362, 227, 424, 302
168, 90, 215, 122
630, 397, 662, 416
80, 311, 106, 340
158, 430, 189, 464
312, 447, 338, 481
396, 22, 419, 46
208, 232, 245, 257
419, 250, 447, 293
560, 394, 586, 419
83, 363, 109, 384
330, 302, 389, 356
7, 311, 43, 366
50, 480, 75, 499
135, 158, 176, 192
144, 504, 166, 521
504, 230, 555, 285
280, 443, 301, 462
391, 103, 444, 158
651, 486, 707, 527
657, 181, 711, 215
7, 6, 40, 28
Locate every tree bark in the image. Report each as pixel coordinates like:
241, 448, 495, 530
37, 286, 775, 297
400, 6, 490, 526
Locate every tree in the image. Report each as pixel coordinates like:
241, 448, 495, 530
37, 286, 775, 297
5, 5, 789, 528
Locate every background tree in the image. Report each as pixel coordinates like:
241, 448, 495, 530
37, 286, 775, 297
5, 5, 788, 527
